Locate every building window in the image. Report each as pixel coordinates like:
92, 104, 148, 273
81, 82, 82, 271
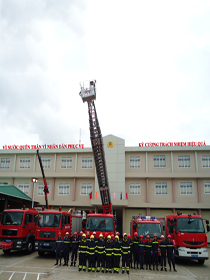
20, 157, 31, 169
61, 157, 72, 169
18, 183, 29, 195
178, 156, 190, 168
154, 155, 166, 168
38, 183, 49, 196
130, 156, 140, 168
41, 157, 51, 168
202, 156, 210, 168
0, 182, 8, 185
155, 183, 168, 195
130, 183, 140, 195
180, 182, 193, 195
81, 183, 92, 195
204, 182, 210, 194
82, 157, 93, 169
0, 158, 11, 169
58, 183, 70, 195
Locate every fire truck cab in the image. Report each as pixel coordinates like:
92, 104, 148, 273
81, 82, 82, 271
0, 206, 38, 254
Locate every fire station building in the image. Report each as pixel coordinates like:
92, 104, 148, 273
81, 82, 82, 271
0, 135, 209, 239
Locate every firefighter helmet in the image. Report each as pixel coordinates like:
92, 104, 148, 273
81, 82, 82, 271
105, 232, 108, 236
123, 233, 127, 237
82, 233, 86, 237
116, 232, 120, 235
107, 235, 111, 239
65, 232, 69, 235
111, 234, 114, 238
99, 233, 103, 238
80, 231, 83, 234
153, 233, 157, 237
134, 232, 138, 237
168, 235, 171, 239
74, 232, 77, 235
93, 231, 96, 235
161, 235, 165, 239
90, 235, 94, 239
146, 235, 150, 239
115, 235, 119, 239
128, 234, 131, 238
58, 232, 61, 235
140, 235, 143, 238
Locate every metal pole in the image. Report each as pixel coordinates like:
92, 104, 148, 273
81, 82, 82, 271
32, 181, 35, 208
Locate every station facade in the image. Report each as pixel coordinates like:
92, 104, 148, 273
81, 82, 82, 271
0, 134, 210, 238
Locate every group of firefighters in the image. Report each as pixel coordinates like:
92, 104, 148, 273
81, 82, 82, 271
55, 231, 177, 274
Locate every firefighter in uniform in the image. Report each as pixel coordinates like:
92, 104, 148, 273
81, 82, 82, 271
63, 232, 70, 266
145, 235, 152, 270
152, 233, 159, 271
133, 232, 139, 269
121, 233, 130, 274
159, 235, 167, 271
86, 231, 90, 244
111, 234, 115, 243
70, 232, 78, 267
96, 233, 105, 273
105, 235, 113, 273
78, 233, 88, 271
138, 235, 145, 269
55, 232, 63, 266
167, 235, 177, 272
128, 234, 133, 268
87, 235, 96, 272
113, 235, 121, 274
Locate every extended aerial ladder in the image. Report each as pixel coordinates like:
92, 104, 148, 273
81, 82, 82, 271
37, 150, 49, 209
79, 80, 112, 214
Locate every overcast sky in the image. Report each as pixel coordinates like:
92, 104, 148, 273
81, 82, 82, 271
0, 0, 210, 149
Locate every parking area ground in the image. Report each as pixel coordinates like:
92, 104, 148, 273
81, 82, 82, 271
0, 248, 210, 280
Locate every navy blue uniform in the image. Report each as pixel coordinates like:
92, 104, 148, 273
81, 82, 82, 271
128, 239, 133, 268
71, 237, 79, 266
63, 237, 70, 265
132, 237, 139, 268
144, 240, 152, 270
55, 237, 63, 265
167, 241, 176, 271
79, 239, 88, 271
96, 239, 105, 272
121, 239, 130, 274
113, 240, 121, 273
105, 241, 113, 272
138, 240, 145, 269
159, 241, 167, 271
87, 240, 96, 272
152, 239, 159, 270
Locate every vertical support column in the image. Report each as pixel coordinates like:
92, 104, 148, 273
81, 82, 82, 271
147, 208, 150, 216
95, 206, 98, 213
197, 178, 201, 203
13, 154, 16, 173
75, 153, 77, 173
173, 208, 175, 213
198, 209, 201, 215
171, 152, 173, 173
11, 177, 14, 185
52, 177, 55, 201
73, 206, 76, 212
195, 151, 198, 173
146, 178, 149, 203
122, 206, 125, 234
172, 178, 175, 203
4, 197, 8, 209
54, 154, 56, 172
146, 152, 148, 173
73, 177, 76, 201
33, 154, 36, 173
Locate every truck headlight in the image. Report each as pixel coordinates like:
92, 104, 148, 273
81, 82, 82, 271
178, 248, 185, 252
203, 249, 207, 252
17, 241, 22, 245
35, 242, 38, 246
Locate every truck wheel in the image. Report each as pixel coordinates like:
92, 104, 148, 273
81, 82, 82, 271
3, 250, 11, 254
26, 240, 33, 254
38, 251, 45, 256
198, 260, 205, 265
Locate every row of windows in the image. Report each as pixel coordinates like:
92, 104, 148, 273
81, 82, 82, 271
1, 155, 210, 169
18, 182, 92, 196
129, 182, 210, 195
0, 157, 93, 169
129, 155, 210, 168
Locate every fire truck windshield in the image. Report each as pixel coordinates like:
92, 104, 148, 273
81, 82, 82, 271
2, 212, 24, 225
38, 213, 61, 228
178, 218, 205, 233
137, 222, 162, 238
86, 216, 113, 232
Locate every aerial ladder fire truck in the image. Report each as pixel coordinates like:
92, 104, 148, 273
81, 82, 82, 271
79, 80, 116, 238
35, 150, 82, 256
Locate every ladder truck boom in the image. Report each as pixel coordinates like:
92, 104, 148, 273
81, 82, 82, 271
79, 80, 112, 214
37, 149, 49, 209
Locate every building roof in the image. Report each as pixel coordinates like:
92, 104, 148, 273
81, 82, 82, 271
0, 184, 32, 201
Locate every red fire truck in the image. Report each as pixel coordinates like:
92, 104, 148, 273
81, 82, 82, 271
0, 206, 38, 254
164, 212, 209, 264
79, 80, 116, 238
131, 215, 163, 241
35, 207, 82, 256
